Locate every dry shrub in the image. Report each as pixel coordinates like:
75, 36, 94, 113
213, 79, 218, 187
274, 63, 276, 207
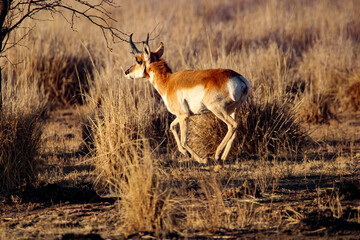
89, 75, 176, 235
0, 111, 43, 192
89, 76, 170, 191
188, 97, 309, 158
297, 39, 357, 91
27, 40, 97, 106
0, 76, 47, 192
296, 39, 360, 122
4, 23, 103, 106
32, 52, 94, 106
298, 93, 337, 124
337, 71, 360, 112
93, 131, 175, 235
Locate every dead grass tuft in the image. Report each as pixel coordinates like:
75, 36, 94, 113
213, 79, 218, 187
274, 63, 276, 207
188, 97, 310, 158
89, 74, 176, 235
0, 111, 43, 192
0, 76, 47, 192
338, 76, 360, 112
296, 39, 360, 122
3, 25, 103, 106
92, 120, 176, 235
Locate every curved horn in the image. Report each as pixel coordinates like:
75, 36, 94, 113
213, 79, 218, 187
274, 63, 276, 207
144, 33, 149, 46
129, 33, 141, 55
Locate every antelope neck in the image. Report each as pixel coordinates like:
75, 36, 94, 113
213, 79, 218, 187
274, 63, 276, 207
147, 60, 172, 96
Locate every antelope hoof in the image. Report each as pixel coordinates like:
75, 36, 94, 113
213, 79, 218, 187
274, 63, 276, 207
214, 158, 224, 169
214, 156, 222, 165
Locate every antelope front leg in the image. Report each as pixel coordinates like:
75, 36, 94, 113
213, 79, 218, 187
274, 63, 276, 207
170, 117, 189, 157
178, 115, 207, 164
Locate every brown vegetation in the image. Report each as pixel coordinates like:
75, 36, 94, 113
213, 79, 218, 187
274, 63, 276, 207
1, 0, 360, 239
0, 76, 46, 192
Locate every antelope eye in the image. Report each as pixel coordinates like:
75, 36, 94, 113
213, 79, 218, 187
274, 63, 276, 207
136, 59, 142, 64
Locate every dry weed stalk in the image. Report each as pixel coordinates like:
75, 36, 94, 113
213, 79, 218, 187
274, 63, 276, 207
315, 189, 344, 219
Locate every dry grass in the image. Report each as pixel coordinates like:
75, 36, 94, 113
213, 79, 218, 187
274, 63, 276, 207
89, 80, 175, 235
1, 0, 360, 237
83, 0, 360, 234
113, 141, 175, 235
297, 39, 360, 122
3, 20, 105, 106
0, 75, 47, 192
87, 73, 175, 235
94, 134, 175, 235
188, 96, 310, 158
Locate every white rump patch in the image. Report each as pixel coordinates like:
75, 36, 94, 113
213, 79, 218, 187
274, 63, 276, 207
226, 76, 249, 102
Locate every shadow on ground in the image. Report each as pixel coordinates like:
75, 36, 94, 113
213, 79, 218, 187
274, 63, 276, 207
6, 183, 115, 205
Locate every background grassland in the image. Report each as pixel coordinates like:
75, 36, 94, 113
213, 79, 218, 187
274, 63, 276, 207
1, 0, 360, 238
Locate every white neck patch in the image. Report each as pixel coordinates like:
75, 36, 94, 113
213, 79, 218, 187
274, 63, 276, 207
149, 72, 159, 91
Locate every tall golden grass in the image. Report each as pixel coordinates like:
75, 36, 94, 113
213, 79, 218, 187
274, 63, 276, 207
0, 72, 47, 191
88, 75, 175, 235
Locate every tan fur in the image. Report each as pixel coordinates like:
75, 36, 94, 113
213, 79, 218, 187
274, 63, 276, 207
147, 63, 248, 115
125, 37, 250, 165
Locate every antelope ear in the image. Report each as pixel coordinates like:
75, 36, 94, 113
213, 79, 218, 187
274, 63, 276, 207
143, 43, 151, 61
154, 42, 164, 58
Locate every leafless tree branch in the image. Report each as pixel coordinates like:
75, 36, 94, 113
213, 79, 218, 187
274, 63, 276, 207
0, 0, 130, 54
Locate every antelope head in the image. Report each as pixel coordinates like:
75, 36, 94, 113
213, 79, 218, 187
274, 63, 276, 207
125, 33, 164, 79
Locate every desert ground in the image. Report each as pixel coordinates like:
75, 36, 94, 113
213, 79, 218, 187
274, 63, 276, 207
1, 0, 360, 239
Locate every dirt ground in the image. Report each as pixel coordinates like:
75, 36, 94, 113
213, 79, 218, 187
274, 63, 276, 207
1, 107, 360, 240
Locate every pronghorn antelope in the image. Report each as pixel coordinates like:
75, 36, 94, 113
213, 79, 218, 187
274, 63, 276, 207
125, 34, 250, 165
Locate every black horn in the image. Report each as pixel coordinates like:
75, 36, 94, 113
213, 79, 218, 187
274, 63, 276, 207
129, 33, 141, 55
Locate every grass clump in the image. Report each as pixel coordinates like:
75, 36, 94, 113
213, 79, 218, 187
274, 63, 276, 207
0, 111, 43, 192
296, 39, 360, 123
4, 25, 102, 106
89, 75, 176, 235
93, 128, 175, 235
0, 76, 47, 192
188, 97, 310, 158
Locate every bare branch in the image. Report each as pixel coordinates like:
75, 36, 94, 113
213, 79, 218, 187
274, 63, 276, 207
0, 0, 130, 55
